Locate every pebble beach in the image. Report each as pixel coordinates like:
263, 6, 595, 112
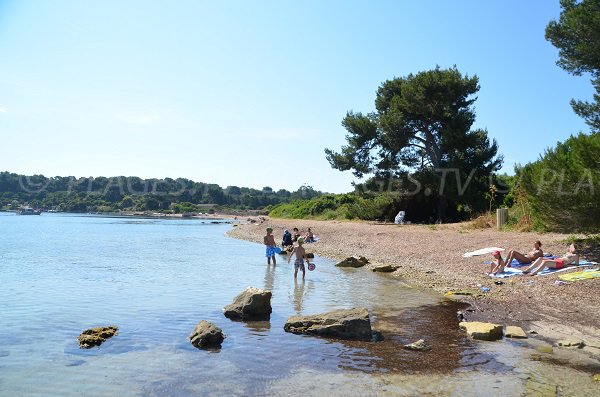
228, 218, 600, 357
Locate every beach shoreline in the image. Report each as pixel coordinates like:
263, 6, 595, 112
228, 218, 600, 358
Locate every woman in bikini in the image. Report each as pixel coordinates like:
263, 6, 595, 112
522, 243, 578, 276
496, 240, 543, 274
490, 250, 506, 275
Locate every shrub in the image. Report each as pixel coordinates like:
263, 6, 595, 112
517, 132, 600, 232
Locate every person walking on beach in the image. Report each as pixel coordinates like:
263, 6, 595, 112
288, 237, 307, 279
264, 227, 277, 265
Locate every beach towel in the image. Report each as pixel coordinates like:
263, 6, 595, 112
489, 260, 596, 278
463, 247, 505, 258
558, 268, 600, 282
305, 235, 320, 243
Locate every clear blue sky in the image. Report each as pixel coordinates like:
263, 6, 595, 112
0, 0, 593, 193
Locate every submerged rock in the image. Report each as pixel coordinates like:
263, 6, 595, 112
335, 257, 367, 268
223, 287, 272, 320
556, 339, 586, 348
504, 326, 527, 339
459, 321, 503, 341
403, 339, 431, 351
371, 263, 397, 272
189, 320, 225, 349
284, 307, 373, 341
78, 326, 118, 348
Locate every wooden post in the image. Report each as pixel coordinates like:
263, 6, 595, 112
496, 208, 508, 229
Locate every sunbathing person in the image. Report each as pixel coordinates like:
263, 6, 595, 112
304, 227, 316, 243
522, 243, 578, 276
490, 250, 505, 275
498, 241, 543, 273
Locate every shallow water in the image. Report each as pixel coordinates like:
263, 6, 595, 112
0, 213, 599, 396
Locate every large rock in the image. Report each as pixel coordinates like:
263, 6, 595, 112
284, 307, 373, 340
189, 320, 225, 349
504, 326, 527, 339
371, 263, 397, 272
459, 321, 503, 341
78, 326, 118, 348
335, 257, 368, 268
223, 287, 272, 320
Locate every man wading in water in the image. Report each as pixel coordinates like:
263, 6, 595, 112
264, 227, 277, 265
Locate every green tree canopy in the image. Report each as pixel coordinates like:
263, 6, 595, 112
517, 132, 600, 232
325, 67, 502, 220
546, 0, 600, 131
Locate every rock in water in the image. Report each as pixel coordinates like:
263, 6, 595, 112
459, 321, 503, 341
78, 326, 118, 348
404, 339, 431, 351
223, 287, 272, 320
284, 307, 373, 340
335, 257, 367, 268
189, 320, 225, 349
556, 339, 586, 348
504, 326, 528, 339
371, 264, 397, 272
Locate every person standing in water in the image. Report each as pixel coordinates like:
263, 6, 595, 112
288, 237, 307, 279
264, 227, 277, 265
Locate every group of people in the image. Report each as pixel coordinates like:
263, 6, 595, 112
490, 240, 579, 276
281, 227, 315, 246
264, 227, 317, 279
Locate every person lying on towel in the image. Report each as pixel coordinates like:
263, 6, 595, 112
495, 241, 544, 274
522, 243, 579, 276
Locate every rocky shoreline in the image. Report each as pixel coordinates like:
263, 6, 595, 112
228, 218, 600, 359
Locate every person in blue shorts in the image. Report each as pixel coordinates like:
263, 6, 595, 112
264, 227, 277, 265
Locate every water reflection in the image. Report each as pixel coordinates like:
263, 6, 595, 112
264, 263, 275, 291
292, 279, 305, 314
335, 300, 475, 374
242, 320, 271, 335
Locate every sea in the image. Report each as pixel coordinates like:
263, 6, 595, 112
1, 213, 599, 396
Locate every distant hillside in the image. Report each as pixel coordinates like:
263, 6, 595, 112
0, 172, 322, 213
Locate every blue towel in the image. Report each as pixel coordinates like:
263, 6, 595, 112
489, 260, 597, 278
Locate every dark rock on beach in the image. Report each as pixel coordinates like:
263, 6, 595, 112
284, 307, 373, 341
189, 320, 225, 349
223, 287, 272, 320
335, 257, 368, 268
371, 263, 397, 272
78, 326, 118, 348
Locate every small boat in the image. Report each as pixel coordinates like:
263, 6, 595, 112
18, 207, 42, 215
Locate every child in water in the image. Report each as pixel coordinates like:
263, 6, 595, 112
264, 227, 277, 265
288, 237, 307, 279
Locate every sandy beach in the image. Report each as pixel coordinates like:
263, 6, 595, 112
229, 218, 600, 357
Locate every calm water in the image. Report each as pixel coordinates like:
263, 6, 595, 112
1, 213, 599, 396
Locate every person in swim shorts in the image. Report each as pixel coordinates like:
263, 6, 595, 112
288, 237, 307, 279
522, 243, 578, 276
264, 227, 277, 265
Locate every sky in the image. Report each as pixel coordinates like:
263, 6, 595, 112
0, 0, 593, 193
